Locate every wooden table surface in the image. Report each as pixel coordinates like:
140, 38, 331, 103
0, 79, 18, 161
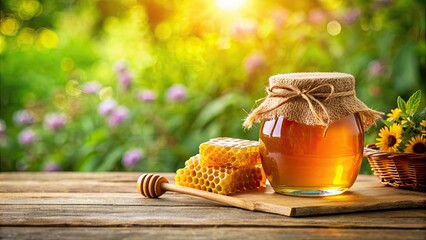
0, 172, 425, 240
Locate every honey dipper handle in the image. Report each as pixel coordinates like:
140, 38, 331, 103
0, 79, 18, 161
161, 182, 256, 211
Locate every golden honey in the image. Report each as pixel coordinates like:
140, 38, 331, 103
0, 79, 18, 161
259, 114, 364, 196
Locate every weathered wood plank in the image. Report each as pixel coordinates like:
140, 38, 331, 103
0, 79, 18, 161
0, 192, 220, 206
1, 173, 425, 217
0, 180, 407, 193
0, 172, 376, 182
1, 191, 424, 218
1, 172, 425, 239
1, 227, 425, 240
0, 172, 143, 182
1, 205, 425, 229
0, 181, 136, 193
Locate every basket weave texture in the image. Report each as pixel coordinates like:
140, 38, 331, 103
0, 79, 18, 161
364, 144, 426, 192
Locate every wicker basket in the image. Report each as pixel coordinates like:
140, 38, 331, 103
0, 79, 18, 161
364, 144, 426, 192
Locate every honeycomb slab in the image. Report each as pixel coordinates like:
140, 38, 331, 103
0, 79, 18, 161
199, 137, 261, 168
175, 155, 266, 195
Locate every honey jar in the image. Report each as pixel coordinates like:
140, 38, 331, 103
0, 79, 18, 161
244, 72, 382, 196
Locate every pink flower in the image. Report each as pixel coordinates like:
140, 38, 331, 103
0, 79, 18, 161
243, 52, 265, 75
107, 106, 129, 127
113, 60, 132, 91
368, 60, 385, 77
343, 8, 361, 24
308, 9, 327, 24
44, 113, 67, 131
122, 148, 144, 167
98, 99, 118, 116
167, 84, 187, 102
231, 19, 258, 39
113, 60, 128, 73
118, 70, 132, 91
18, 129, 37, 145
83, 81, 102, 94
137, 90, 157, 102
13, 110, 34, 125
272, 10, 289, 30
44, 162, 61, 172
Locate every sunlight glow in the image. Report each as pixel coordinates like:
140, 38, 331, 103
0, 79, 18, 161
216, 0, 245, 11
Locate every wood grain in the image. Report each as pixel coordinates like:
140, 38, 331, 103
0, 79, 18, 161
1, 227, 425, 240
236, 181, 426, 216
1, 205, 425, 228
1, 172, 425, 239
2, 173, 424, 217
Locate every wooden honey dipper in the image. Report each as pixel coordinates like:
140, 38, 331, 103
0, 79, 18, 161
136, 174, 257, 211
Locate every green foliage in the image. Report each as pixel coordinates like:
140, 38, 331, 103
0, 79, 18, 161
397, 96, 407, 113
0, 0, 425, 173
405, 90, 421, 116
376, 90, 425, 153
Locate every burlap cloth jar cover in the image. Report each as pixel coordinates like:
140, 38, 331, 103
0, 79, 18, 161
243, 72, 383, 130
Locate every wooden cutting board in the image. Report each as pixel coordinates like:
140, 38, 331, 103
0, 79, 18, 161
231, 175, 426, 217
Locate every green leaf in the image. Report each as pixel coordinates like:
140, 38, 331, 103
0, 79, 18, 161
380, 118, 393, 127
406, 90, 421, 115
397, 96, 407, 113
193, 93, 238, 128
392, 42, 419, 93
96, 148, 122, 171
76, 154, 99, 171
413, 110, 426, 125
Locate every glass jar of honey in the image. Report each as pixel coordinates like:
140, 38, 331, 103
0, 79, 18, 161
260, 114, 363, 196
243, 72, 382, 196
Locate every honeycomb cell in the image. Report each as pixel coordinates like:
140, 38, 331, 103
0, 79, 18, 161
213, 177, 220, 184
199, 137, 261, 168
175, 154, 266, 195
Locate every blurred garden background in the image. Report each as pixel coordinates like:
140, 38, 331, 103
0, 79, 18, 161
0, 0, 425, 172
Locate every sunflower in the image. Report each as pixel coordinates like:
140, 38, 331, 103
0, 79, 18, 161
376, 123, 403, 152
405, 135, 426, 154
386, 108, 402, 121
421, 120, 426, 128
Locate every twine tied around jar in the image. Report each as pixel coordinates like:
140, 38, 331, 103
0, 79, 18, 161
256, 83, 355, 135
243, 72, 383, 136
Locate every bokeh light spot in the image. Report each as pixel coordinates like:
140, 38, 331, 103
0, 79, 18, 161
216, 0, 245, 11
18, 0, 42, 20
65, 80, 82, 97
61, 58, 75, 72
98, 87, 113, 100
0, 17, 20, 36
327, 20, 341, 36
155, 23, 172, 41
54, 93, 68, 110
0, 35, 6, 53
18, 27, 36, 48
38, 28, 59, 49
217, 37, 230, 49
